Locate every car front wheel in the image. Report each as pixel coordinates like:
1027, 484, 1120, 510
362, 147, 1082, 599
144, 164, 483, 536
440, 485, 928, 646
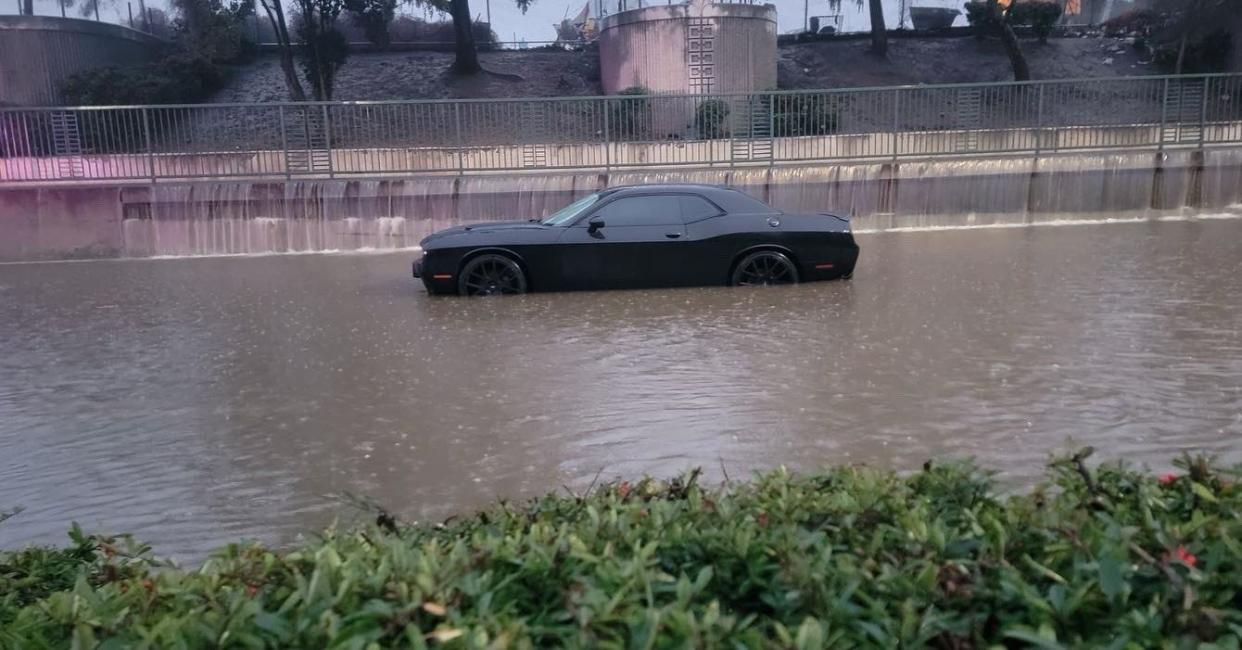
458, 254, 528, 296
731, 251, 799, 287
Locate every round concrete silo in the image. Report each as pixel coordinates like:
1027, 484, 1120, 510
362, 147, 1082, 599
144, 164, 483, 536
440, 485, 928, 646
598, 0, 778, 96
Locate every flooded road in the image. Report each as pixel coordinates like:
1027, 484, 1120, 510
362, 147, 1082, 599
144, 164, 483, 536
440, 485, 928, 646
3, 218, 1241, 560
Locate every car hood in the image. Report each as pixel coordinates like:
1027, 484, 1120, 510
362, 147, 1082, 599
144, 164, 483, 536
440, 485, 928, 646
420, 220, 550, 247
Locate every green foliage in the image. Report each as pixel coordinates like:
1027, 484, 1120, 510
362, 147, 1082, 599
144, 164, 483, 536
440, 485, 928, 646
60, 53, 226, 105
386, 16, 497, 49
0, 525, 156, 629
3, 453, 1242, 647
609, 86, 652, 141
293, 0, 349, 100
1153, 30, 1235, 73
965, 1, 1063, 42
343, 0, 396, 49
963, 1, 991, 28
694, 99, 730, 140
172, 0, 257, 63
1007, 1, 1063, 42
773, 94, 840, 137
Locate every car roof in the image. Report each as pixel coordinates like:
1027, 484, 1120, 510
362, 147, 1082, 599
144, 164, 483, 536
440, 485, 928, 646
596, 183, 776, 214
603, 183, 731, 195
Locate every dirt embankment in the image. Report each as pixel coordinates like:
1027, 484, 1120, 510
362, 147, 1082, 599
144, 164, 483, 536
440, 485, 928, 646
211, 34, 1159, 104
211, 50, 604, 103
779, 33, 1154, 88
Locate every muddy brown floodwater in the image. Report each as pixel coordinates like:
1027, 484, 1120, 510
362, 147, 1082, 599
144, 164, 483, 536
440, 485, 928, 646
2, 219, 1241, 561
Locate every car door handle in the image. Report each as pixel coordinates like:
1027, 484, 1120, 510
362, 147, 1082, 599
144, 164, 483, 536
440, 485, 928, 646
665, 232, 682, 239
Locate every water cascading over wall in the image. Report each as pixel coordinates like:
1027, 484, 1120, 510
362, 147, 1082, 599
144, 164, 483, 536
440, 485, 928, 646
3, 147, 1241, 261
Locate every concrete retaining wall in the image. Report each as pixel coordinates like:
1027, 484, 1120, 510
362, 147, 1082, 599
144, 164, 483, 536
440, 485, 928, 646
2, 148, 1240, 261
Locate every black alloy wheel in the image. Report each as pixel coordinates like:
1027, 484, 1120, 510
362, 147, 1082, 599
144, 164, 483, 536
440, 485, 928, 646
731, 251, 799, 287
458, 254, 528, 296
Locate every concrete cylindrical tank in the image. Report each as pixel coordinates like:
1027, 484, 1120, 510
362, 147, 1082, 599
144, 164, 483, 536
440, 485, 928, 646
0, 16, 165, 107
598, 0, 777, 96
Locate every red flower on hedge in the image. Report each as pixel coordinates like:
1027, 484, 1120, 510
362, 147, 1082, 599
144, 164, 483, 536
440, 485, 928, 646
1159, 473, 1178, 486
1168, 546, 1197, 568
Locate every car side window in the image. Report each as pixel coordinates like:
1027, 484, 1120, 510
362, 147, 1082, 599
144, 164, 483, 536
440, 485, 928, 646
679, 196, 722, 222
587, 196, 682, 226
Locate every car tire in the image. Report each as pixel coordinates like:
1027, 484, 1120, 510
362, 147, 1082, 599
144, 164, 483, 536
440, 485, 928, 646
731, 251, 799, 287
458, 254, 528, 296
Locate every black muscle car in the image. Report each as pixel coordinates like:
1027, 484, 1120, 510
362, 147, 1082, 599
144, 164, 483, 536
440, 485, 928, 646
412, 184, 858, 296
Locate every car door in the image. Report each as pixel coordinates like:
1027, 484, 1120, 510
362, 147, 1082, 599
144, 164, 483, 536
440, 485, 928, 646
670, 194, 730, 286
555, 194, 686, 290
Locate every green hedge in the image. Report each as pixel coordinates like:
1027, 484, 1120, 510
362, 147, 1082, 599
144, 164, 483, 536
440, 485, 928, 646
60, 54, 227, 106
3, 451, 1241, 647
964, 1, 1063, 42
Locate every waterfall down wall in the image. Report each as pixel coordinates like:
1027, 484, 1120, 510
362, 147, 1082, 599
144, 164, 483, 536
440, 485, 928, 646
3, 148, 1241, 261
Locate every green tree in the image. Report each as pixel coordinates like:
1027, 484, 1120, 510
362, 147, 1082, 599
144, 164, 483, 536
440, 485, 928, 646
408, 0, 533, 75
990, 0, 1030, 81
257, 0, 308, 100
293, 0, 348, 99
344, 0, 396, 49
171, 0, 255, 62
1153, 0, 1237, 74
863, 0, 887, 56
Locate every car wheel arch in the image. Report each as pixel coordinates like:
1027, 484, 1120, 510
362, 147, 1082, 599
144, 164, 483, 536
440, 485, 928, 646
728, 245, 801, 283
458, 247, 530, 280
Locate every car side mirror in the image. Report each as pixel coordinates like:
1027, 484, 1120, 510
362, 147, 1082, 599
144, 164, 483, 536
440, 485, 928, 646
587, 216, 606, 233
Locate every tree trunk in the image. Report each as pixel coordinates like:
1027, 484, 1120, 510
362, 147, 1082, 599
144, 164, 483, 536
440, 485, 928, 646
1174, 34, 1187, 75
21, 0, 33, 15
137, 0, 149, 31
260, 0, 308, 101
989, 0, 1030, 81
450, 0, 481, 75
867, 0, 887, 56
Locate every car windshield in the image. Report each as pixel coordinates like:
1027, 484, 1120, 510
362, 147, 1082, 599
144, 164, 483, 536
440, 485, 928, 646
540, 193, 600, 226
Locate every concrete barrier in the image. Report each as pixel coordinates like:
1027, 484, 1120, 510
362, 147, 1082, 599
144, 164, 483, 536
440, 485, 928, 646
2, 148, 1240, 261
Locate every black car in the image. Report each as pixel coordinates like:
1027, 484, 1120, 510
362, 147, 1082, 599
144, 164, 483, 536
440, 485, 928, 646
412, 184, 859, 296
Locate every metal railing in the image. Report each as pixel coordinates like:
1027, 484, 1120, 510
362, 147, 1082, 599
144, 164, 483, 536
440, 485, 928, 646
2, 73, 1241, 184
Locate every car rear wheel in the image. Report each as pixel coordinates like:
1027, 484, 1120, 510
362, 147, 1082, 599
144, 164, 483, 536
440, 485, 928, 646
458, 254, 527, 296
731, 251, 799, 287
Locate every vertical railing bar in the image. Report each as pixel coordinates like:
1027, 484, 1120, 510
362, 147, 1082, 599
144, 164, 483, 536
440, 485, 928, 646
454, 102, 464, 175
1035, 84, 1044, 157
142, 107, 155, 182
603, 96, 611, 173
891, 88, 900, 162
322, 104, 333, 178
1199, 75, 1208, 149
1158, 77, 1169, 153
278, 105, 290, 179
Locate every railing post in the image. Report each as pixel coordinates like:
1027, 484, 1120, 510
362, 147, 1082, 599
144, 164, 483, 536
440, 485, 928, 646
602, 97, 611, 173
891, 88, 900, 162
767, 92, 775, 167
278, 105, 290, 179
454, 102, 464, 175
141, 107, 155, 183
1034, 83, 1044, 158
322, 104, 333, 178
1158, 77, 1169, 153
1198, 75, 1208, 149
